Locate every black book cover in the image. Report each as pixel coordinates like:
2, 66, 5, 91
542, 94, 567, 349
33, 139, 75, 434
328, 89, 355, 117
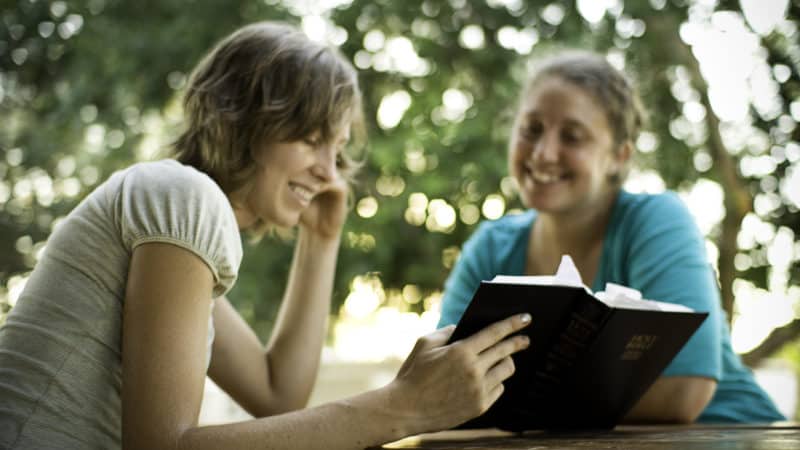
446, 281, 708, 431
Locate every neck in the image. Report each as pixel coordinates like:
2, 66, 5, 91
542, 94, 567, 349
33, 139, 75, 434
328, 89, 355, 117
537, 204, 611, 254
527, 189, 620, 278
227, 189, 258, 231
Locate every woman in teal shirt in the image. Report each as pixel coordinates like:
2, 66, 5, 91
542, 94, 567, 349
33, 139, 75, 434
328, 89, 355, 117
438, 51, 784, 424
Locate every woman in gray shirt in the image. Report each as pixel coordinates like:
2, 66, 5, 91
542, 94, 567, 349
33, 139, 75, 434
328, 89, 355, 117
0, 21, 531, 450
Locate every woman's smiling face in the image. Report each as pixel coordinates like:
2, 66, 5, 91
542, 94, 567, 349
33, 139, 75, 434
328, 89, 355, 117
237, 125, 351, 229
509, 76, 628, 216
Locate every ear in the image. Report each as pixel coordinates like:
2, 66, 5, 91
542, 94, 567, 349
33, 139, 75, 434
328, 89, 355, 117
610, 140, 633, 174
250, 140, 270, 167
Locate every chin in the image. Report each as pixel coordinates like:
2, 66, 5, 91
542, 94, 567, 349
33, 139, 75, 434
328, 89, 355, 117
522, 194, 571, 213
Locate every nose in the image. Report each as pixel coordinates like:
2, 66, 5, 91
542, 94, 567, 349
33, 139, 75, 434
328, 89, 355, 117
311, 144, 337, 182
532, 130, 559, 163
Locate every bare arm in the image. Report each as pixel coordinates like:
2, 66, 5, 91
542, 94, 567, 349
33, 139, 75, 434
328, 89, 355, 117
182, 319, 532, 449
624, 376, 717, 424
262, 229, 339, 410
207, 229, 339, 416
122, 242, 216, 449
208, 172, 345, 416
122, 242, 533, 450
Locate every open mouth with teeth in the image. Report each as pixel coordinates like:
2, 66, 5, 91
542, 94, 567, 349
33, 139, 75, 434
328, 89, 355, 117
531, 170, 568, 184
289, 182, 315, 204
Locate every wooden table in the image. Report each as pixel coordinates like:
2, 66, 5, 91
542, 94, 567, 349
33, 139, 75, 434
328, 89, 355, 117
379, 424, 800, 449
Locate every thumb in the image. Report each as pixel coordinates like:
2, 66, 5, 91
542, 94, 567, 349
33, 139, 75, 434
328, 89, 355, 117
398, 325, 456, 377
418, 325, 456, 351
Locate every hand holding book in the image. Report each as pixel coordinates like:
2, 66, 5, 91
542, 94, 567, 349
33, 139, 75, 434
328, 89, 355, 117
447, 255, 708, 431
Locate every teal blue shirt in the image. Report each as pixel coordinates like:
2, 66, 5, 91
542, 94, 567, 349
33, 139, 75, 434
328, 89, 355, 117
438, 190, 784, 423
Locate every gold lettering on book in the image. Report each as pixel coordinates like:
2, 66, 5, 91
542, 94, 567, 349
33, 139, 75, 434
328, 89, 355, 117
620, 334, 658, 360
565, 316, 598, 341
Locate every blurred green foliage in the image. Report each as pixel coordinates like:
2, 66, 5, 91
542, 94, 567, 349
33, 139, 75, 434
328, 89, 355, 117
1, 0, 799, 381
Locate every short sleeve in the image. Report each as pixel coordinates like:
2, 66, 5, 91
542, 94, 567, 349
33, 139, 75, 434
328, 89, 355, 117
116, 161, 243, 298
622, 193, 723, 380
438, 222, 496, 328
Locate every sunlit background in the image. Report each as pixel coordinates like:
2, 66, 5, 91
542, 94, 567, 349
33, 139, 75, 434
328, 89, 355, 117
1, 0, 798, 423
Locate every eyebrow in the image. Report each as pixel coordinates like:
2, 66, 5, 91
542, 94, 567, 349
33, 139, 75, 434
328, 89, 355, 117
522, 111, 590, 129
563, 119, 589, 130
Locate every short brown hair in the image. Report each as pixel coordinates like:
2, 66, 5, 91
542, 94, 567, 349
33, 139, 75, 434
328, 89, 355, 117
522, 51, 647, 182
172, 21, 364, 194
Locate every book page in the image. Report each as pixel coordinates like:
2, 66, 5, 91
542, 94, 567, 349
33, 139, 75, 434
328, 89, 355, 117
554, 254, 584, 286
596, 283, 694, 312
490, 275, 558, 285
488, 255, 694, 313
489, 255, 588, 289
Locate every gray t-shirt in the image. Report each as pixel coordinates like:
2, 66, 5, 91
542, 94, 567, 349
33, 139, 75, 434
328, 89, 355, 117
0, 160, 242, 449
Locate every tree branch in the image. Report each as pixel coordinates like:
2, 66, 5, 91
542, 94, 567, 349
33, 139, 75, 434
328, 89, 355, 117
741, 319, 800, 367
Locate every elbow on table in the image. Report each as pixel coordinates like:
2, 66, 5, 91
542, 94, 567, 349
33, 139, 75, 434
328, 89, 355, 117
665, 399, 705, 424
625, 376, 717, 424
667, 378, 717, 424
625, 397, 706, 425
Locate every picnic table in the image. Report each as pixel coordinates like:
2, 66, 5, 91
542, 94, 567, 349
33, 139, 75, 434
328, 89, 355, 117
378, 423, 800, 449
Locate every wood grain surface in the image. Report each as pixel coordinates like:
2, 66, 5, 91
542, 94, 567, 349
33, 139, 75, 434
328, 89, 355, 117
378, 424, 800, 450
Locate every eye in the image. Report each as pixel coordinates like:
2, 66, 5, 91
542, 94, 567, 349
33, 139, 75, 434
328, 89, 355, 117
561, 131, 578, 144
335, 152, 348, 170
519, 121, 543, 140
561, 127, 585, 145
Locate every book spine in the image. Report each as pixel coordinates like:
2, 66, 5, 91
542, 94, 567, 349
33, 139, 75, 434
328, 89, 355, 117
525, 297, 609, 401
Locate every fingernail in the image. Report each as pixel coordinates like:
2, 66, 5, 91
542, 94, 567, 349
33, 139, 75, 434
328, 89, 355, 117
520, 313, 531, 324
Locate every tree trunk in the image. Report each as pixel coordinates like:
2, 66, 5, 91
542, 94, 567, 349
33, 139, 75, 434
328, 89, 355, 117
675, 19, 800, 368
679, 39, 752, 326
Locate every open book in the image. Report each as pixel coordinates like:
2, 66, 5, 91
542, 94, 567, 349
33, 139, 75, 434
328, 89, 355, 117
446, 256, 708, 431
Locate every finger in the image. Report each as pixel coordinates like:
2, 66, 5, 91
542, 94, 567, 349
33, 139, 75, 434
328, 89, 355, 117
483, 383, 505, 414
484, 356, 516, 389
477, 334, 529, 371
322, 173, 349, 195
464, 313, 531, 352
314, 184, 347, 204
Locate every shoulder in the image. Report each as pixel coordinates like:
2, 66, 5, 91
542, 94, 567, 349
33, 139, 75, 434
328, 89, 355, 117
471, 210, 535, 243
459, 210, 533, 272
608, 190, 707, 266
121, 159, 225, 200
608, 190, 710, 281
612, 190, 699, 240
614, 190, 692, 223
117, 159, 235, 222
116, 160, 242, 296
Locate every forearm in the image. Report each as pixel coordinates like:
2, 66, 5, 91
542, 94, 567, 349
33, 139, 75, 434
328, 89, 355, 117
178, 385, 412, 450
624, 376, 716, 424
264, 228, 341, 408
179, 306, 534, 450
